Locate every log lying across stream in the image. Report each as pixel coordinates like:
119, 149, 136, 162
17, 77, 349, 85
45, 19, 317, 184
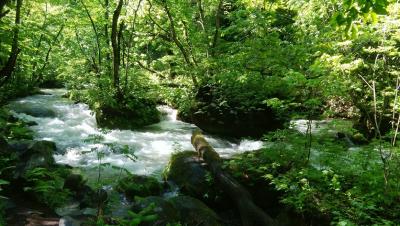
191, 130, 276, 226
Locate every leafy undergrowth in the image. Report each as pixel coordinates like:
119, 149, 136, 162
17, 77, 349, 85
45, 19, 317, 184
225, 125, 400, 225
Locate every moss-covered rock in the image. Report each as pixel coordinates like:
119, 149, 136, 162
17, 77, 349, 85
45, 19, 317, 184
169, 196, 222, 226
180, 102, 284, 138
132, 196, 221, 226
12, 104, 56, 118
116, 175, 162, 200
165, 151, 211, 198
132, 196, 180, 226
165, 151, 227, 209
95, 99, 160, 130
22, 140, 56, 170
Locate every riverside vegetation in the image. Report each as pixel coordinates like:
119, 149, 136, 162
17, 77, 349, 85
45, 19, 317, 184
1, 0, 400, 225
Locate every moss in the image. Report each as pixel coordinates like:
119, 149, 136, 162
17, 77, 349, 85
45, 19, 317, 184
169, 196, 222, 226
116, 175, 162, 200
95, 103, 160, 130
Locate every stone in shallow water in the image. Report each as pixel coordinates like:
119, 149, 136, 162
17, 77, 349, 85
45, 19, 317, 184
59, 216, 81, 226
115, 174, 162, 200
13, 105, 56, 118
23, 140, 57, 169
55, 202, 80, 217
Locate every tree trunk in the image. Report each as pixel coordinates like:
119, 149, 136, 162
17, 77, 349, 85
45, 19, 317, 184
31, 2, 48, 81
111, 0, 123, 95
191, 131, 276, 226
104, 0, 111, 74
162, 1, 198, 87
0, 0, 22, 87
211, 0, 223, 51
80, 0, 101, 76
36, 23, 65, 83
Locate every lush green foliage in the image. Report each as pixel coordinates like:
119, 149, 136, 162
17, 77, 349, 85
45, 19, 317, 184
2, 0, 400, 224
23, 167, 72, 209
226, 122, 400, 224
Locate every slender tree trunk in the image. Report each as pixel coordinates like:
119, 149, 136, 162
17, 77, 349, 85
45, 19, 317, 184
197, 0, 205, 30
0, 0, 22, 87
111, 0, 123, 95
162, 0, 198, 87
211, 0, 223, 51
36, 23, 65, 83
80, 0, 101, 76
31, 2, 48, 81
123, 0, 143, 92
104, 0, 111, 74
74, 27, 98, 73
182, 21, 198, 66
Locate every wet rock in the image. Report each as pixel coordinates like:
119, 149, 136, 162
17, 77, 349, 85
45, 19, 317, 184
116, 175, 162, 200
76, 185, 97, 208
179, 101, 284, 138
108, 194, 132, 218
8, 139, 35, 153
59, 216, 82, 226
28, 140, 57, 154
133, 196, 180, 225
63, 174, 86, 193
14, 140, 57, 178
63, 173, 98, 209
95, 100, 160, 130
26, 121, 38, 126
56, 202, 81, 217
23, 140, 56, 169
13, 105, 56, 118
165, 151, 211, 200
0, 136, 11, 153
169, 196, 222, 226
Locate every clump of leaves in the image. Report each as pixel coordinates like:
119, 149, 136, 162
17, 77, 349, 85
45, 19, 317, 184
23, 167, 72, 209
226, 127, 400, 225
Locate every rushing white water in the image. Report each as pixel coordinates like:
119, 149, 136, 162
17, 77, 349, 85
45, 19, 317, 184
8, 89, 264, 175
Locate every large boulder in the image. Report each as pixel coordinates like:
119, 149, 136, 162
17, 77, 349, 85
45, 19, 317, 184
169, 196, 222, 226
95, 99, 160, 130
115, 175, 162, 200
132, 196, 221, 226
180, 103, 284, 138
165, 151, 212, 200
66, 180, 99, 209
23, 140, 56, 169
178, 85, 285, 138
14, 140, 57, 177
8, 139, 35, 153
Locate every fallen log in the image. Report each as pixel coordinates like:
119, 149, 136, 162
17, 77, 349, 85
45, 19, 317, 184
191, 130, 276, 226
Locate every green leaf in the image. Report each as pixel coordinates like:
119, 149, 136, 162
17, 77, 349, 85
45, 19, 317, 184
0, 179, 9, 185
351, 24, 358, 39
373, 5, 387, 15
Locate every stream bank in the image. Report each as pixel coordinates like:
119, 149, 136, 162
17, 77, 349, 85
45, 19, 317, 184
2, 89, 269, 225
3, 89, 393, 225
